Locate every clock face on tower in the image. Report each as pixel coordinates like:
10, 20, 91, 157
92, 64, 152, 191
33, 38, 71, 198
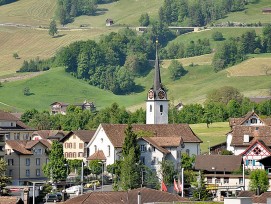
148, 90, 154, 99
158, 90, 165, 99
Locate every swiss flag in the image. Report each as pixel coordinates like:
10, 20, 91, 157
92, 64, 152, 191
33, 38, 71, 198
174, 179, 179, 192
161, 180, 168, 192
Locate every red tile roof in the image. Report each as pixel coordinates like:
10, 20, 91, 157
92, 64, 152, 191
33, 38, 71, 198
140, 137, 170, 154
194, 155, 243, 172
0, 110, 19, 121
101, 123, 201, 148
241, 140, 271, 155
87, 150, 106, 161
230, 126, 271, 147
0, 196, 21, 204
64, 187, 187, 204
6, 140, 51, 155
62, 130, 96, 143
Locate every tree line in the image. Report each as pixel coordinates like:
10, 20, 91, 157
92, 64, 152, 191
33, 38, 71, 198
0, 0, 16, 6
212, 25, 271, 72
159, 0, 247, 27
20, 87, 271, 130
56, 0, 118, 25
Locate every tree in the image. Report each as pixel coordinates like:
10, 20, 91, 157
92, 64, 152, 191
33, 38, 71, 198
43, 141, 68, 183
49, 20, 58, 37
89, 160, 102, 178
23, 87, 31, 96
249, 169, 269, 194
21, 109, 39, 123
0, 159, 11, 194
168, 60, 186, 80
160, 160, 176, 185
192, 171, 211, 201
120, 147, 141, 190
181, 153, 195, 170
139, 13, 150, 26
205, 86, 243, 105
122, 124, 140, 161
212, 31, 224, 41
13, 52, 19, 59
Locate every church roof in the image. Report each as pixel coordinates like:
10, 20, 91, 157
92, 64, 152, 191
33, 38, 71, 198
153, 41, 162, 92
100, 123, 202, 148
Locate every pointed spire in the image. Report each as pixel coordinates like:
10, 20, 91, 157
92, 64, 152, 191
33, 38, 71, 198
153, 39, 162, 92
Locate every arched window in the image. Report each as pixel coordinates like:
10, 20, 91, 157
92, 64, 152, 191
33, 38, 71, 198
186, 149, 190, 156
108, 145, 110, 157
73, 152, 76, 158
160, 105, 163, 113
94, 145, 97, 152
150, 105, 152, 112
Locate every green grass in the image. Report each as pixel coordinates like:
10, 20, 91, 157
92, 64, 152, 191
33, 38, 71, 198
190, 122, 230, 153
215, 0, 271, 24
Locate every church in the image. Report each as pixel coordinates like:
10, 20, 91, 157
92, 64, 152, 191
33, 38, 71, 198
86, 42, 202, 176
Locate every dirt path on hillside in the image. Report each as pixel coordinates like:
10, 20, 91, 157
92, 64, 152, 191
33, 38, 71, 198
0, 71, 44, 83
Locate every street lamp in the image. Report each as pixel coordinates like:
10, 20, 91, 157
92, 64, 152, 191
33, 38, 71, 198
98, 161, 105, 192
81, 161, 85, 195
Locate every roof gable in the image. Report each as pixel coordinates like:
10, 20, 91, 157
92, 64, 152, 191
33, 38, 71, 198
241, 140, 271, 156
61, 130, 95, 143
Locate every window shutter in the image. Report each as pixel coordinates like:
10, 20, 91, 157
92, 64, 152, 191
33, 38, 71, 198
253, 160, 255, 166
246, 160, 248, 166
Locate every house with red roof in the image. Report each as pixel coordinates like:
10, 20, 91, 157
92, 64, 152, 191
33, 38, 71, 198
5, 139, 51, 185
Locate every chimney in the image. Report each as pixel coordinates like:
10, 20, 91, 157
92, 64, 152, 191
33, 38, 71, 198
138, 191, 141, 204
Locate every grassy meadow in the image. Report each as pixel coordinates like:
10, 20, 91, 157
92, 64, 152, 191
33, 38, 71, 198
190, 122, 230, 153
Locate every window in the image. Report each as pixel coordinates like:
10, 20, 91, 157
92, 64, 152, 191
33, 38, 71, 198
46, 158, 49, 164
26, 169, 30, 177
8, 170, 13, 176
160, 105, 163, 113
150, 105, 152, 112
140, 145, 146, 152
73, 135, 76, 139
34, 149, 42, 155
253, 147, 262, 155
5, 134, 10, 140
239, 178, 243, 184
79, 143, 84, 149
207, 177, 212, 183
246, 159, 255, 166
65, 152, 68, 158
151, 157, 157, 165
14, 133, 20, 140
251, 118, 257, 124
268, 168, 271, 175
107, 145, 110, 157
36, 158, 40, 166
78, 152, 83, 157
186, 149, 190, 156
140, 156, 145, 165
73, 152, 76, 158
94, 145, 97, 152
101, 138, 103, 143
224, 177, 229, 184
23, 133, 29, 140
8, 159, 14, 166
36, 169, 40, 176
73, 143, 76, 149
26, 158, 30, 166
215, 178, 221, 184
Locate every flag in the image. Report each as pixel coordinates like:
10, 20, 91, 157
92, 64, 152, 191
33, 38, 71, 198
174, 179, 179, 192
161, 180, 167, 192
178, 178, 182, 192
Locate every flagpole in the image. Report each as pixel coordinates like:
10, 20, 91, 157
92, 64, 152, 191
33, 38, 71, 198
181, 168, 184, 197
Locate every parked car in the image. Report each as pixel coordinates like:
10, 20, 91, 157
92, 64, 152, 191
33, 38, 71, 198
42, 193, 60, 203
84, 180, 100, 188
55, 192, 70, 201
65, 185, 82, 194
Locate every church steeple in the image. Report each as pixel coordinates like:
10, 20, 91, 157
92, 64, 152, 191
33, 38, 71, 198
146, 39, 169, 124
153, 39, 162, 92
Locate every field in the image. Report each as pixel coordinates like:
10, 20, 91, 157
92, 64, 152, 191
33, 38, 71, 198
190, 122, 230, 153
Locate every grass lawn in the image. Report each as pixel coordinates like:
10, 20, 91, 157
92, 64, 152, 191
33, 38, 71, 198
190, 122, 230, 153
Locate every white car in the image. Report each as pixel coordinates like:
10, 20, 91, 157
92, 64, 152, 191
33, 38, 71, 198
65, 185, 82, 194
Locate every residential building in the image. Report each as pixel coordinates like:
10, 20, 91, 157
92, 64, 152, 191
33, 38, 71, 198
5, 140, 51, 185
31, 130, 67, 141
0, 110, 35, 158
64, 187, 187, 204
61, 130, 95, 161
50, 100, 96, 115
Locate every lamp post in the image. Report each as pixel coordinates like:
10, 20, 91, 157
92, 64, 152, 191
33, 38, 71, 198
98, 161, 105, 192
81, 161, 84, 195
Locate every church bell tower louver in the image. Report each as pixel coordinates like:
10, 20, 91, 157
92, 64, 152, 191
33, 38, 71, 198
146, 40, 169, 124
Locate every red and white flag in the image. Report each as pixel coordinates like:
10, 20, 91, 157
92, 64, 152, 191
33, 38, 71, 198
161, 180, 168, 192
178, 178, 182, 192
174, 179, 179, 193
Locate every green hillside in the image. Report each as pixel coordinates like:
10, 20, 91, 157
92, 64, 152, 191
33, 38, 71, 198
1, 52, 271, 112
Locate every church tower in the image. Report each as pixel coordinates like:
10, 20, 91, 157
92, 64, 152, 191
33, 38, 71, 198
146, 40, 169, 124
